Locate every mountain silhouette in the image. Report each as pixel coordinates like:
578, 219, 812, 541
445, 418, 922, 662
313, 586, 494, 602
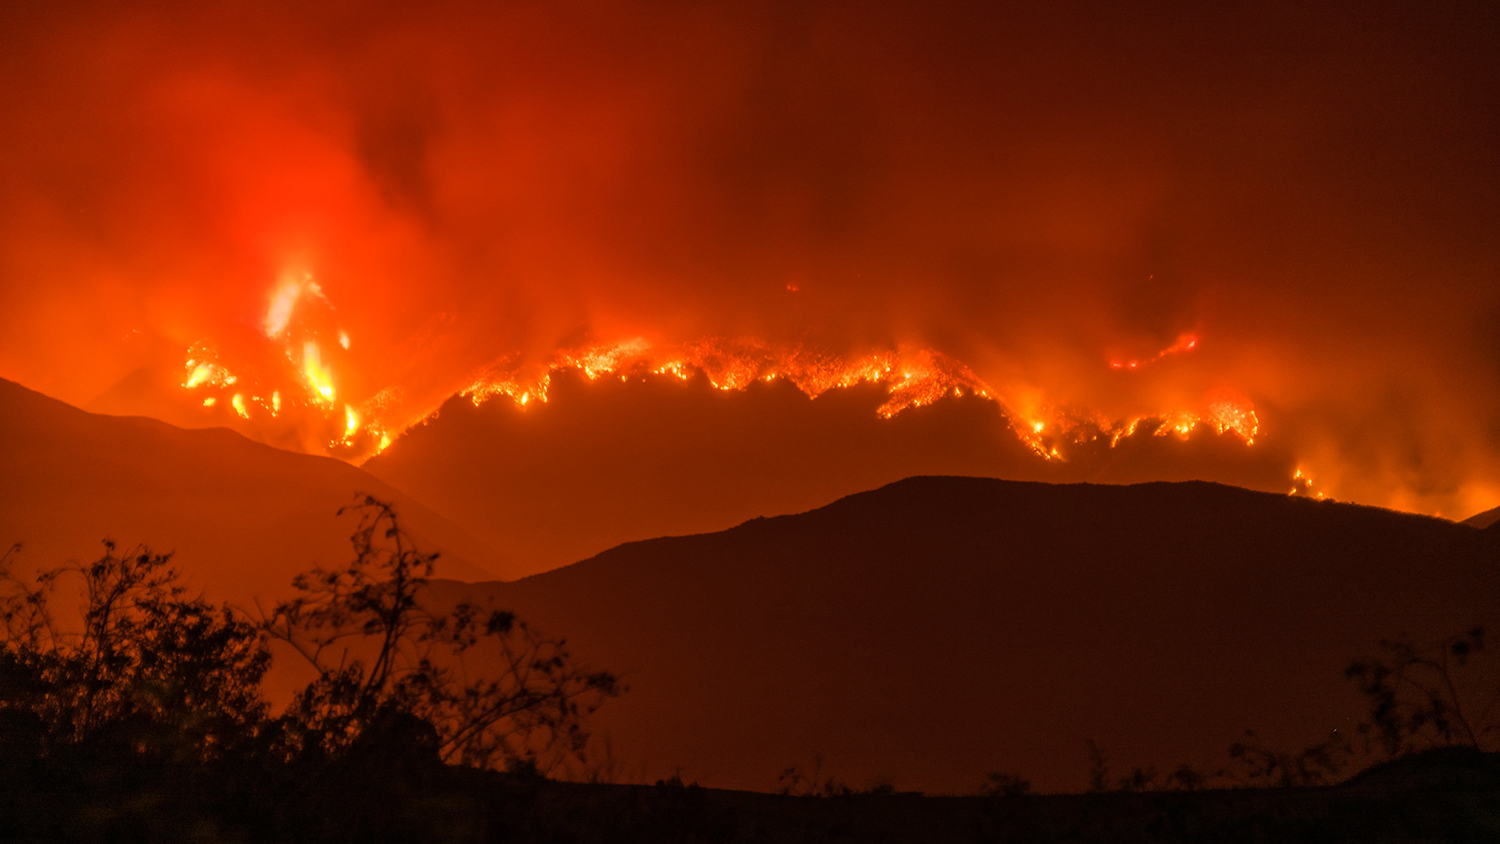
0, 377, 504, 597
1463, 504, 1500, 529
433, 476, 1499, 793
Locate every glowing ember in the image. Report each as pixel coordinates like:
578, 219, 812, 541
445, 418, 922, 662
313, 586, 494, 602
1206, 393, 1259, 443
230, 394, 249, 419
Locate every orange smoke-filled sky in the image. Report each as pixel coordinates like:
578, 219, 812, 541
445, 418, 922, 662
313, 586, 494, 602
1, 0, 1497, 516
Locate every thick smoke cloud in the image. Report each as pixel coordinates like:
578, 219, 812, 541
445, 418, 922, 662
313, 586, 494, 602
1, 0, 1497, 515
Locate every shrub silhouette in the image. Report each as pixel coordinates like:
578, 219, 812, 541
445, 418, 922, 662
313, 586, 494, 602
0, 541, 269, 761
0, 495, 619, 776
262, 495, 621, 772
1072, 625, 1500, 794
1346, 626, 1499, 755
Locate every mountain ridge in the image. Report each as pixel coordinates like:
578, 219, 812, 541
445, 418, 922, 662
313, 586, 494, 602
433, 474, 1498, 793
0, 376, 508, 596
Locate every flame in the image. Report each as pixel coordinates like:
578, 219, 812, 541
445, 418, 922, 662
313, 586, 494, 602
179, 278, 1264, 468
1109, 333, 1200, 371
183, 359, 236, 389
183, 271, 358, 455
1290, 467, 1325, 498
459, 337, 1258, 463
302, 341, 335, 404
1206, 393, 1259, 443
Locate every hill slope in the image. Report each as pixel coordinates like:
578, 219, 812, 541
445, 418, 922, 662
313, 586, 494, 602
367, 369, 1291, 577
0, 377, 505, 599
1463, 504, 1500, 529
436, 476, 1499, 793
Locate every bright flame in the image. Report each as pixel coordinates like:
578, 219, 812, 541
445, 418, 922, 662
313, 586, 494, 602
460, 337, 1260, 463
1206, 393, 1259, 443
183, 361, 235, 389
185, 280, 1265, 469
302, 342, 335, 404
1290, 467, 1323, 498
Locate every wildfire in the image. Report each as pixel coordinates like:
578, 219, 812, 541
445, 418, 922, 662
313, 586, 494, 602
178, 271, 369, 450
182, 350, 236, 389
459, 337, 1259, 462
1110, 333, 1200, 371
1290, 468, 1325, 499
1206, 393, 1259, 443
302, 341, 336, 404
177, 276, 1265, 465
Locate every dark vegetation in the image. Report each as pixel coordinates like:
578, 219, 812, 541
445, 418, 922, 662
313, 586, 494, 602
0, 496, 1497, 842
0, 497, 620, 842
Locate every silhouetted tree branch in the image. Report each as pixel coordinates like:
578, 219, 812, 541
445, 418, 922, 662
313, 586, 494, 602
1346, 627, 1499, 756
262, 495, 621, 772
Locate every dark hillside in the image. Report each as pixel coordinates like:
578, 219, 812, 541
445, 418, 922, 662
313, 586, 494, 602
0, 377, 501, 598
436, 477, 1499, 793
366, 370, 1291, 578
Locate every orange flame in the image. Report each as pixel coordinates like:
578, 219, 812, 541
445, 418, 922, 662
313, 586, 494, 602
180, 280, 1262, 467
1109, 333, 1200, 371
302, 341, 335, 404
183, 358, 236, 390
460, 337, 1257, 463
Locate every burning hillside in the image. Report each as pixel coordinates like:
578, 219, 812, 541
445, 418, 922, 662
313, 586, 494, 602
167, 273, 1258, 468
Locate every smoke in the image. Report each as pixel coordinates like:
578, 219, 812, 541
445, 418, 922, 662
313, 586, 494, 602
1, 0, 1497, 515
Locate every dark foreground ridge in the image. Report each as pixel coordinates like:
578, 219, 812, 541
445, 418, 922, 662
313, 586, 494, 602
2, 746, 1496, 843
444, 476, 1500, 792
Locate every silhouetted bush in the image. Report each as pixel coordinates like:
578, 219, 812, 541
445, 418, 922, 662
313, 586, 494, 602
0, 540, 270, 762
978, 772, 1031, 797
263, 496, 620, 773
0, 498, 621, 841
1346, 626, 1498, 755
